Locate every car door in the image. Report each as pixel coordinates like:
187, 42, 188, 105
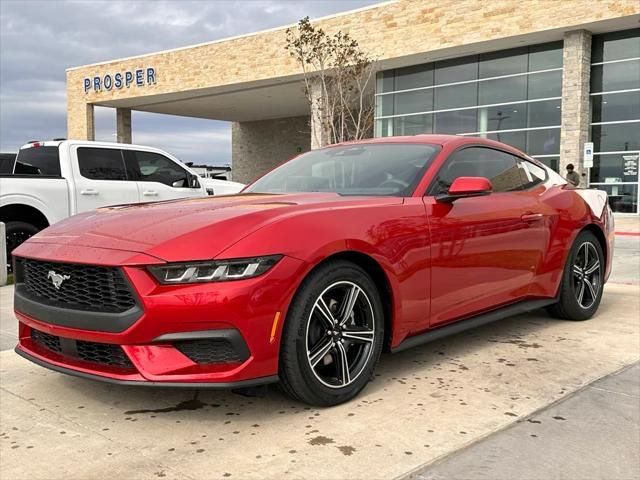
72, 146, 139, 212
423, 146, 545, 328
123, 150, 205, 202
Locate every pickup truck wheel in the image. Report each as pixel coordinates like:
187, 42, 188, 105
5, 221, 40, 271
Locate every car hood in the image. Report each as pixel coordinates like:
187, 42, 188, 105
27, 193, 402, 262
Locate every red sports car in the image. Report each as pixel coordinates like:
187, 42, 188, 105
13, 135, 614, 406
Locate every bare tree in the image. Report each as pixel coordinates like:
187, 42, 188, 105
285, 17, 376, 148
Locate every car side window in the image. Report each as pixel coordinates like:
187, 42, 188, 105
77, 148, 127, 181
430, 147, 524, 195
125, 151, 189, 187
518, 158, 547, 189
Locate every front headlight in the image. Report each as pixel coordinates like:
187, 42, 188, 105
148, 255, 282, 284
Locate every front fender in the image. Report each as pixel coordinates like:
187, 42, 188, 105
216, 199, 431, 346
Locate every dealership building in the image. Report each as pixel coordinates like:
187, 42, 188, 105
66, 0, 640, 213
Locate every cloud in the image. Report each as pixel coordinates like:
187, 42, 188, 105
0, 0, 379, 164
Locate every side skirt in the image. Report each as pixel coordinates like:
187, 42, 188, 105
391, 298, 556, 353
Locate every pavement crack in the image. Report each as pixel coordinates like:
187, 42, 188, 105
588, 385, 640, 398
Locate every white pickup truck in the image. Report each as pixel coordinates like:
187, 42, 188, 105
0, 140, 244, 262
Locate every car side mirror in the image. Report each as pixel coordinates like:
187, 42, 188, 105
435, 177, 493, 203
172, 179, 186, 188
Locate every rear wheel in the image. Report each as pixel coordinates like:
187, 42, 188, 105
546, 230, 604, 321
279, 260, 384, 406
4, 221, 40, 272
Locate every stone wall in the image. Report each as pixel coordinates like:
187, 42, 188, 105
231, 116, 311, 184
66, 0, 639, 139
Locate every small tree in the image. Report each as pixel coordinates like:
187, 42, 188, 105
285, 17, 376, 148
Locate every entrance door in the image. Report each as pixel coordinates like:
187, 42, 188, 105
424, 146, 546, 327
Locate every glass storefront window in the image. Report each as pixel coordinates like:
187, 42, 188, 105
592, 183, 638, 214
528, 70, 562, 99
479, 47, 528, 78
528, 42, 563, 71
590, 152, 639, 183
434, 83, 477, 110
376, 71, 394, 94
376, 94, 394, 117
528, 99, 562, 128
592, 29, 640, 63
478, 103, 527, 132
395, 64, 434, 91
591, 91, 640, 123
536, 156, 560, 172
592, 122, 640, 152
375, 41, 563, 157
479, 75, 528, 104
485, 131, 527, 152
434, 56, 478, 84
434, 110, 477, 135
590, 29, 640, 215
393, 89, 433, 115
374, 118, 393, 137
394, 114, 433, 136
591, 60, 640, 93
527, 128, 561, 155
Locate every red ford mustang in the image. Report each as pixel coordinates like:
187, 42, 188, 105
13, 135, 614, 406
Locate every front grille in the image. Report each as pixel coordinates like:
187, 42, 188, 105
76, 340, 132, 367
174, 339, 246, 364
19, 258, 136, 313
31, 328, 133, 368
31, 329, 62, 353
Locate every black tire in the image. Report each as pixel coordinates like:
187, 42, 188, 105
279, 260, 385, 406
546, 230, 605, 321
5, 221, 40, 272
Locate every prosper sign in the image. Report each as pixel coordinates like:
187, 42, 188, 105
84, 67, 156, 93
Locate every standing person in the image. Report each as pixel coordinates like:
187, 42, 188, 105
565, 163, 581, 187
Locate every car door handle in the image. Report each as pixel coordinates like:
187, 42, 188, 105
142, 190, 158, 197
521, 213, 544, 222
80, 189, 98, 196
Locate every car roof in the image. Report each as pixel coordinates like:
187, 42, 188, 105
329, 134, 532, 159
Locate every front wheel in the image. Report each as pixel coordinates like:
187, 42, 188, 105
279, 260, 384, 406
546, 230, 604, 321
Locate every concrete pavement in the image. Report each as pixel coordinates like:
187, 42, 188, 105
1, 281, 638, 479
1, 219, 638, 479
411, 362, 640, 480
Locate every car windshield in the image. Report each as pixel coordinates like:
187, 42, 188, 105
245, 143, 440, 196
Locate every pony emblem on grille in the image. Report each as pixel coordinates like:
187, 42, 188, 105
47, 270, 70, 290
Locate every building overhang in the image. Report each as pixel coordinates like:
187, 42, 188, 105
66, 1, 640, 127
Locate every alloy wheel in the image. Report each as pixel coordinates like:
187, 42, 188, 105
305, 281, 376, 389
572, 242, 601, 310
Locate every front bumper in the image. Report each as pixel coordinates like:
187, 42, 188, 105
14, 246, 307, 386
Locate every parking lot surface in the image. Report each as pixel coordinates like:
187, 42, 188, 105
1, 278, 638, 479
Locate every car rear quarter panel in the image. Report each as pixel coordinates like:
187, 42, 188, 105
531, 184, 612, 298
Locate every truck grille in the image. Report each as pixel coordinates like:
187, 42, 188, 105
31, 328, 133, 368
18, 259, 136, 313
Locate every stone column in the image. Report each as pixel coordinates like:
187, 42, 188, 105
116, 108, 132, 144
67, 102, 94, 141
559, 30, 592, 185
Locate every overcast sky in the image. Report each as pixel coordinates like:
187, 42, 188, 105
0, 0, 379, 165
